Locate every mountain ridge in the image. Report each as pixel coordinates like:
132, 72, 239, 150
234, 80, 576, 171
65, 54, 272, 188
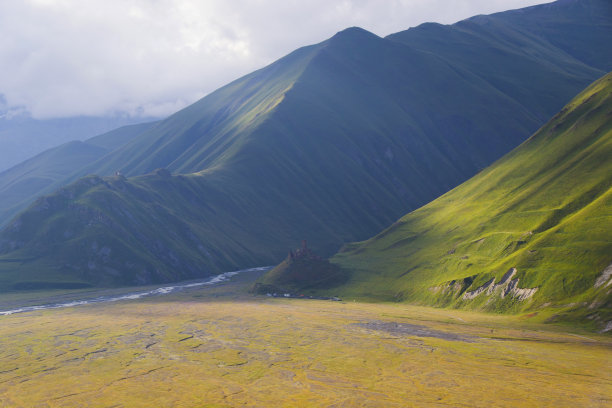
0, 121, 157, 228
0, 0, 610, 291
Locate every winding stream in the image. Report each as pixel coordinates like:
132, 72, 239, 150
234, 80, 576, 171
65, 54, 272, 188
0, 266, 270, 316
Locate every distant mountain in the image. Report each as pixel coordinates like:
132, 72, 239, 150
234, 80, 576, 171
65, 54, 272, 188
0, 122, 157, 228
0, 0, 610, 291
320, 72, 611, 329
0, 115, 157, 172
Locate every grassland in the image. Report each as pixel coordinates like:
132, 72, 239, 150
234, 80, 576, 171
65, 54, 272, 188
0, 271, 610, 407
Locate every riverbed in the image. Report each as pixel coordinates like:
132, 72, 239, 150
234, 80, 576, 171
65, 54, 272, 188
0, 266, 271, 316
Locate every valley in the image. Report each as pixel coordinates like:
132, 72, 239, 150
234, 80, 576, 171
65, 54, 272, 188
0, 270, 610, 407
0, 2, 611, 405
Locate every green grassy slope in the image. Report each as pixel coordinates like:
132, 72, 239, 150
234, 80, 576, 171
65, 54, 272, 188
329, 72, 612, 328
0, 163, 395, 290
0, 122, 156, 228
0, 0, 610, 291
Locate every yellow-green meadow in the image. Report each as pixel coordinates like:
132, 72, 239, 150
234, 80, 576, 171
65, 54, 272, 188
0, 272, 609, 407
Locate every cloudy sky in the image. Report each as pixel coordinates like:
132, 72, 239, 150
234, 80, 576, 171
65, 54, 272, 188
0, 0, 549, 120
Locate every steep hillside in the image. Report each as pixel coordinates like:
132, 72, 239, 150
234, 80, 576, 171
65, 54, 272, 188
76, 44, 322, 178
387, 0, 609, 122
0, 162, 392, 289
490, 0, 612, 71
80, 1, 608, 180
0, 122, 156, 227
326, 72, 612, 329
0, 0, 610, 290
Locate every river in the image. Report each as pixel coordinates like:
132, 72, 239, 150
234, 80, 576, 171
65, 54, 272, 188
0, 266, 270, 316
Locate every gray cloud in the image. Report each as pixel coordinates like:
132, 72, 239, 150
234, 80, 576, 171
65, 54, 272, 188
0, 0, 547, 119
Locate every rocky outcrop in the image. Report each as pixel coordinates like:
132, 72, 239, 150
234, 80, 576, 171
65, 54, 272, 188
254, 240, 348, 294
462, 278, 495, 300
429, 276, 475, 297
462, 268, 538, 301
594, 263, 612, 288
429, 268, 538, 303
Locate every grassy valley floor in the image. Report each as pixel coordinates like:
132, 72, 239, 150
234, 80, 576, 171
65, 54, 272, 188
0, 271, 610, 407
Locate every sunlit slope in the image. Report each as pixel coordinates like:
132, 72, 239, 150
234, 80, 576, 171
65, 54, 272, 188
0, 122, 155, 228
331, 72, 612, 322
80, 44, 323, 177
71, 0, 609, 182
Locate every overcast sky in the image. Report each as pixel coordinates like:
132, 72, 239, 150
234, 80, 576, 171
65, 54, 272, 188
0, 0, 550, 120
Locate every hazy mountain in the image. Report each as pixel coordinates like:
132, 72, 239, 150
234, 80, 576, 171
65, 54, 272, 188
0, 114, 157, 172
0, 122, 157, 228
0, 0, 610, 291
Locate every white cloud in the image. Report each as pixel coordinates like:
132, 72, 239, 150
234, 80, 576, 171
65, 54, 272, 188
0, 0, 548, 119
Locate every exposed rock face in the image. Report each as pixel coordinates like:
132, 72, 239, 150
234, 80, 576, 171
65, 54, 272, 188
462, 268, 538, 301
462, 278, 495, 300
429, 268, 538, 304
504, 278, 539, 301
429, 276, 474, 297
594, 263, 612, 288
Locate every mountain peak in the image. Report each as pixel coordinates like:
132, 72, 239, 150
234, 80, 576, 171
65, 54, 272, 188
329, 26, 379, 42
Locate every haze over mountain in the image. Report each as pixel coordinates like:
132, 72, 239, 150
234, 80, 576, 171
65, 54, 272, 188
0, 0, 610, 291
0, 0, 551, 122
0, 122, 157, 227
0, 115, 157, 172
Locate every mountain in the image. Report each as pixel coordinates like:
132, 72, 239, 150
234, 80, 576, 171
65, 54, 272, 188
0, 115, 158, 172
0, 122, 157, 228
318, 72, 611, 329
0, 0, 610, 291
